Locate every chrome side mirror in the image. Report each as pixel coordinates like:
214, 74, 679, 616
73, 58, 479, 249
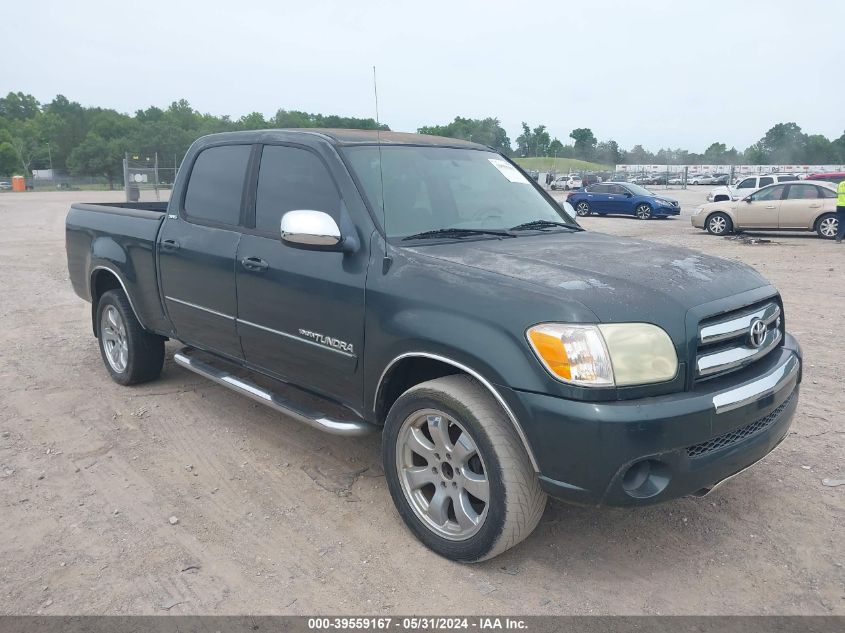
280, 210, 342, 249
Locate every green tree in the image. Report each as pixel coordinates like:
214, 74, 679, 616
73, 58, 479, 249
802, 134, 836, 163
759, 122, 806, 163
569, 128, 597, 160
417, 116, 510, 154
0, 92, 40, 121
67, 132, 126, 189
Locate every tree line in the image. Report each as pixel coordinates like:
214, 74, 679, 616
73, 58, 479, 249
2, 91, 844, 186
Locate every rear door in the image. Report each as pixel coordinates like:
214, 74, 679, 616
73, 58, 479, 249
235, 143, 367, 405
158, 143, 252, 360
736, 183, 786, 228
779, 183, 824, 229
584, 184, 610, 212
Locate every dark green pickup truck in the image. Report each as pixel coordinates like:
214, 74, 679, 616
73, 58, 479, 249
66, 129, 801, 562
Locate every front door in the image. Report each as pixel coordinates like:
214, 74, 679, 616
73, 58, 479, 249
158, 143, 252, 360
235, 144, 366, 405
736, 183, 786, 229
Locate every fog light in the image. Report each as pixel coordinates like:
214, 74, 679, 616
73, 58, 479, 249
622, 459, 671, 499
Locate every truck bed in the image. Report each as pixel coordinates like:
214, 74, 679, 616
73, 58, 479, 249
66, 201, 172, 335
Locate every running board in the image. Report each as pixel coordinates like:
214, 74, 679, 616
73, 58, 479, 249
173, 347, 378, 437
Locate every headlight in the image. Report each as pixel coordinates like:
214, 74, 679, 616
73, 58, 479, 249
527, 323, 678, 387
694, 206, 704, 215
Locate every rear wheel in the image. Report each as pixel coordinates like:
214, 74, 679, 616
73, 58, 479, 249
97, 289, 165, 385
816, 213, 838, 239
706, 212, 733, 236
635, 203, 653, 220
575, 201, 591, 216
383, 375, 546, 562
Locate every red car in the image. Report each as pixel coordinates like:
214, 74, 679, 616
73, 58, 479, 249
806, 172, 845, 184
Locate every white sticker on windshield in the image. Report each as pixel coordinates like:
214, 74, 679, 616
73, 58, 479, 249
488, 158, 530, 184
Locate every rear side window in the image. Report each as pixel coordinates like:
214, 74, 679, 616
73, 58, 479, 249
254, 145, 341, 233
184, 145, 251, 225
758, 177, 774, 187
819, 187, 837, 198
786, 184, 819, 200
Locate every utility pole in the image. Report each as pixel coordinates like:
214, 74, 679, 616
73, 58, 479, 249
47, 142, 53, 172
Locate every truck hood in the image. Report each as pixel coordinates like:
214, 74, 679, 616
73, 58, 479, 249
406, 231, 770, 327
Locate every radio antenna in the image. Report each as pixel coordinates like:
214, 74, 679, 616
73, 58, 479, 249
373, 65, 391, 273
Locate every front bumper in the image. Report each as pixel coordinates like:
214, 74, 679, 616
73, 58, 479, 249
691, 212, 705, 228
502, 334, 802, 507
655, 204, 681, 216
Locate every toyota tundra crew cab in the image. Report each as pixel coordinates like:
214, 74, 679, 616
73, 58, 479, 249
66, 130, 802, 562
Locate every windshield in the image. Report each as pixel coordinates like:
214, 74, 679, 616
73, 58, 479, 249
624, 183, 653, 196
342, 146, 577, 239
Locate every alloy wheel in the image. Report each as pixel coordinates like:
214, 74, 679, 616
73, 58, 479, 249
636, 204, 652, 220
708, 216, 727, 234
396, 409, 489, 541
576, 202, 590, 216
100, 305, 128, 373
819, 217, 838, 238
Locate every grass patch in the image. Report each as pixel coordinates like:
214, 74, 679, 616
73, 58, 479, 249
514, 157, 611, 173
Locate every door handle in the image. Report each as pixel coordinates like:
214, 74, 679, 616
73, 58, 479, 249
161, 239, 180, 251
765, 205, 776, 209
241, 256, 269, 272
808, 203, 821, 208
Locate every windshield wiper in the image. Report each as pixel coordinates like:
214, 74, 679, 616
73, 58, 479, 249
401, 228, 515, 241
509, 219, 582, 232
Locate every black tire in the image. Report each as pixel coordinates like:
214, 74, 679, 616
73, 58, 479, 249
635, 203, 653, 220
383, 375, 546, 562
96, 289, 165, 385
815, 213, 839, 239
575, 201, 591, 216
705, 212, 733, 236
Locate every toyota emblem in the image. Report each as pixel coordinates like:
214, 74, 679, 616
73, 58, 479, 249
748, 318, 767, 348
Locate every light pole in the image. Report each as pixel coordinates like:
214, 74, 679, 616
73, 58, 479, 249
47, 142, 53, 172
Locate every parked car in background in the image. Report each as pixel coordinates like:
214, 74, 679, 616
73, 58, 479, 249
527, 170, 540, 181
0, 181, 11, 190
692, 181, 838, 238
667, 174, 686, 185
707, 173, 800, 202
581, 174, 601, 187
689, 174, 717, 185
628, 175, 651, 185
563, 174, 583, 190
806, 171, 845, 185
647, 174, 669, 185
550, 176, 568, 190
568, 182, 680, 219
712, 174, 731, 185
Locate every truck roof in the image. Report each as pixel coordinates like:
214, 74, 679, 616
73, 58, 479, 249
195, 128, 488, 149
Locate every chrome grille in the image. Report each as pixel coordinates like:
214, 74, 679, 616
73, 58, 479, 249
686, 392, 794, 458
696, 300, 782, 380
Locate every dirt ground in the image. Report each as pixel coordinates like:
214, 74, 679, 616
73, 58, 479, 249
0, 188, 842, 615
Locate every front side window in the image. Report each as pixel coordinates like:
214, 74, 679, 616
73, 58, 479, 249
736, 178, 755, 189
254, 145, 341, 234
786, 184, 819, 200
751, 184, 786, 202
184, 145, 251, 225
342, 146, 576, 239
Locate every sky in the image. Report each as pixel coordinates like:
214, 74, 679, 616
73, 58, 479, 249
4, 0, 842, 153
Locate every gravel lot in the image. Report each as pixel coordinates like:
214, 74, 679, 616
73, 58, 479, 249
0, 188, 842, 615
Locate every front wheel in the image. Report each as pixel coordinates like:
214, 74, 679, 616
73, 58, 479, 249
706, 212, 733, 236
97, 289, 165, 385
816, 213, 839, 239
383, 375, 546, 562
635, 203, 653, 220
575, 201, 591, 216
